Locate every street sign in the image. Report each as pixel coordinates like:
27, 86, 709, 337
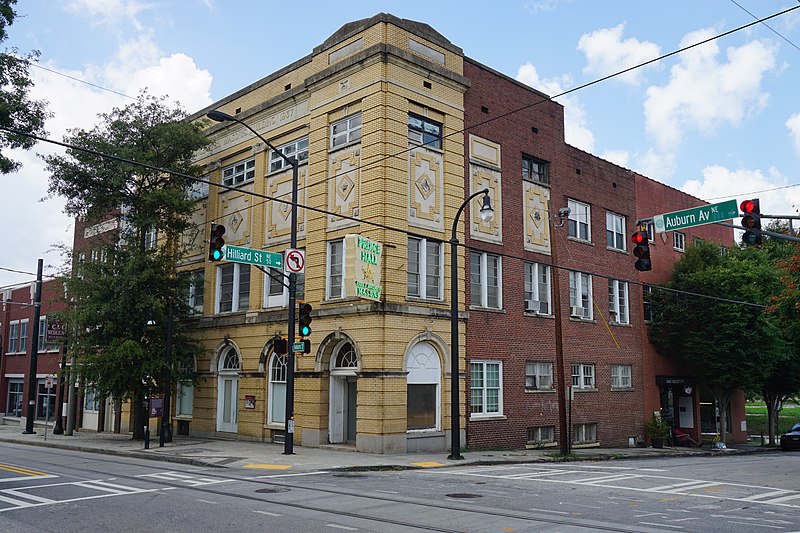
44, 376, 54, 389
46, 319, 66, 342
292, 340, 311, 353
652, 199, 738, 233
285, 249, 305, 274
224, 245, 283, 269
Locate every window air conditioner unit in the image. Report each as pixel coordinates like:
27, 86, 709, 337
570, 306, 584, 317
525, 300, 539, 312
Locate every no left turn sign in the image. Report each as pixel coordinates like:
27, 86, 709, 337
285, 249, 305, 274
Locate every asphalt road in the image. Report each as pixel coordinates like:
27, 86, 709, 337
1, 442, 799, 532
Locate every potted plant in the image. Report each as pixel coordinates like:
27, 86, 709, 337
645, 414, 670, 448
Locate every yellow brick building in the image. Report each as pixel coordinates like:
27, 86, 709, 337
179, 14, 472, 453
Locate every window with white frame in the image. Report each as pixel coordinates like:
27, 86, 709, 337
216, 263, 250, 313
568, 272, 592, 319
646, 221, 655, 242
525, 362, 553, 390
470, 360, 502, 417
83, 386, 100, 412
406, 342, 441, 431
571, 363, 596, 389
268, 352, 287, 425
674, 231, 686, 252
176, 357, 195, 417
331, 113, 362, 149
611, 364, 632, 389
408, 237, 442, 300
264, 264, 304, 308
144, 226, 157, 250
607, 279, 629, 324
327, 239, 344, 299
6, 379, 23, 416
522, 154, 549, 185
470, 252, 502, 309
567, 199, 591, 241
221, 158, 255, 186
527, 426, 555, 445
606, 211, 626, 251
38, 316, 59, 352
408, 114, 442, 149
523, 262, 550, 314
642, 285, 653, 322
8, 321, 19, 353
269, 137, 308, 173
573, 422, 597, 443
18, 319, 28, 354
183, 269, 204, 314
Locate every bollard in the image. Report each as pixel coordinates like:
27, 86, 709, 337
144, 425, 150, 450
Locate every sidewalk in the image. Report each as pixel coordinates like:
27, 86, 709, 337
0, 422, 773, 473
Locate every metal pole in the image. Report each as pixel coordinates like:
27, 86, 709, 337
65, 355, 76, 436
448, 189, 489, 460
23, 259, 43, 434
284, 161, 299, 455
549, 215, 570, 455
160, 301, 174, 444
53, 349, 67, 434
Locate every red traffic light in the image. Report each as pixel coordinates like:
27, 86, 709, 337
740, 200, 756, 214
631, 231, 646, 245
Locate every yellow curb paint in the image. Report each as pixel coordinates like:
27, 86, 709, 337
242, 464, 292, 470
0, 463, 47, 476
411, 461, 445, 468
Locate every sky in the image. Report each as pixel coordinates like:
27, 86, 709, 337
2, 0, 800, 288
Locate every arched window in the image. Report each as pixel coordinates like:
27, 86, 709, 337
268, 353, 287, 425
220, 347, 240, 372
333, 342, 358, 369
406, 342, 441, 431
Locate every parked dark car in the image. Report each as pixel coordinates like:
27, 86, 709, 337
780, 423, 800, 450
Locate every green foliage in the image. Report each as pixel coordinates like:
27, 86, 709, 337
0, 0, 50, 173
644, 414, 670, 440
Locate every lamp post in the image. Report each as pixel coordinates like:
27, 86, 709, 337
160, 301, 174, 445
207, 109, 300, 455
449, 188, 493, 460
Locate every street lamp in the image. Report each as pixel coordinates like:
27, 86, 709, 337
449, 188, 493, 460
206, 109, 300, 455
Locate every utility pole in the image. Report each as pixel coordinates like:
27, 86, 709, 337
23, 259, 43, 435
549, 210, 570, 456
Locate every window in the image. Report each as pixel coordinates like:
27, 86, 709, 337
84, 387, 100, 412
183, 270, 204, 314
527, 426, 555, 445
6, 380, 23, 416
327, 240, 344, 299
608, 279, 629, 325
523, 262, 550, 314
606, 212, 626, 251
144, 227, 158, 250
269, 137, 308, 173
331, 113, 361, 148
216, 263, 250, 313
18, 320, 28, 354
186, 179, 209, 199
568, 272, 592, 320
571, 363, 595, 389
408, 114, 442, 149
8, 321, 19, 353
567, 199, 591, 241
38, 316, 59, 352
522, 154, 549, 184
646, 222, 655, 242
408, 237, 442, 300
36, 379, 56, 420
268, 352, 287, 425
470, 252, 502, 309
642, 285, 653, 322
406, 342, 441, 431
611, 364, 632, 389
525, 362, 553, 390
222, 158, 255, 186
265, 265, 304, 308
573, 423, 597, 444
176, 357, 195, 417
673, 231, 686, 252
470, 361, 502, 417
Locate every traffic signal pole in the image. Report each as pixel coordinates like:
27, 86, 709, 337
23, 259, 43, 435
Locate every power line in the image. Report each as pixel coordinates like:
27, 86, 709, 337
30, 63, 136, 100
729, 0, 800, 53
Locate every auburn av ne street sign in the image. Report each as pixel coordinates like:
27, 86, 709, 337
652, 199, 738, 233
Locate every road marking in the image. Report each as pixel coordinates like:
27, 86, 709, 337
252, 471, 329, 479
412, 461, 445, 467
195, 499, 219, 504
253, 510, 281, 517
326, 524, 357, 530
647, 480, 719, 492
726, 521, 785, 530
137, 471, 232, 487
373, 490, 398, 494
580, 474, 642, 485
0, 463, 48, 477
243, 464, 292, 470
0, 479, 159, 513
640, 522, 683, 529
529, 508, 570, 515
763, 493, 800, 505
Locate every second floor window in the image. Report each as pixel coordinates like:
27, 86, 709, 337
674, 231, 686, 252
525, 362, 553, 390
327, 239, 345, 299
470, 252, 502, 309
611, 364, 632, 389
643, 285, 653, 322
144, 227, 157, 250
606, 212, 626, 251
408, 114, 442, 149
270, 137, 308, 173
524, 262, 550, 314
183, 270, 204, 314
331, 113, 361, 148
608, 279, 629, 325
568, 199, 591, 241
222, 158, 255, 186
522, 154, 549, 184
216, 263, 250, 313
569, 271, 592, 320
19, 320, 28, 354
8, 321, 19, 353
408, 237, 442, 300
571, 363, 595, 389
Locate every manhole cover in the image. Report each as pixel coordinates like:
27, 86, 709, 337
256, 488, 291, 494
445, 493, 482, 499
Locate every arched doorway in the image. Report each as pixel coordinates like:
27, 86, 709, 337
329, 341, 359, 444
216, 345, 240, 433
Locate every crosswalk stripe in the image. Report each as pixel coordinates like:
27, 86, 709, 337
1, 489, 55, 505
741, 489, 793, 501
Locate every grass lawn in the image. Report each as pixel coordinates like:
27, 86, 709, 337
746, 402, 800, 435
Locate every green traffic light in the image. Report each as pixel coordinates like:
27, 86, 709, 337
300, 325, 312, 336
212, 249, 223, 261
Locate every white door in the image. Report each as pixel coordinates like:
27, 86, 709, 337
217, 376, 238, 433
329, 376, 345, 443
678, 395, 694, 428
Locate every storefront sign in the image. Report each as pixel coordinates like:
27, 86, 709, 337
344, 234, 383, 301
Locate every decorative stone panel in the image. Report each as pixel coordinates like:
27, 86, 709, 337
408, 147, 444, 231
523, 181, 551, 254
265, 165, 307, 244
328, 146, 361, 230
470, 166, 501, 243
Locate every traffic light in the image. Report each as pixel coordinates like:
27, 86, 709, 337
631, 230, 652, 271
740, 199, 762, 247
273, 337, 288, 355
298, 302, 312, 337
208, 224, 226, 261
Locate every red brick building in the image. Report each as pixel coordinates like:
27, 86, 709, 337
1, 279, 66, 429
461, 57, 742, 450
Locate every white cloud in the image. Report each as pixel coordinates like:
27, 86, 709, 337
522, 0, 574, 14
600, 149, 630, 168
578, 23, 661, 85
65, 0, 155, 30
787, 113, 800, 154
644, 29, 777, 151
516, 62, 595, 152
636, 148, 677, 182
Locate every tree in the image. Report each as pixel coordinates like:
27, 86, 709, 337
45, 92, 209, 439
0, 0, 50, 173
648, 241, 787, 444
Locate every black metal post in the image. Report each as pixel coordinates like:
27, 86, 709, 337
23, 259, 43, 434
449, 189, 490, 460
160, 301, 174, 445
53, 349, 67, 434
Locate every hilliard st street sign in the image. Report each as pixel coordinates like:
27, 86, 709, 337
224, 245, 283, 269
652, 199, 738, 233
